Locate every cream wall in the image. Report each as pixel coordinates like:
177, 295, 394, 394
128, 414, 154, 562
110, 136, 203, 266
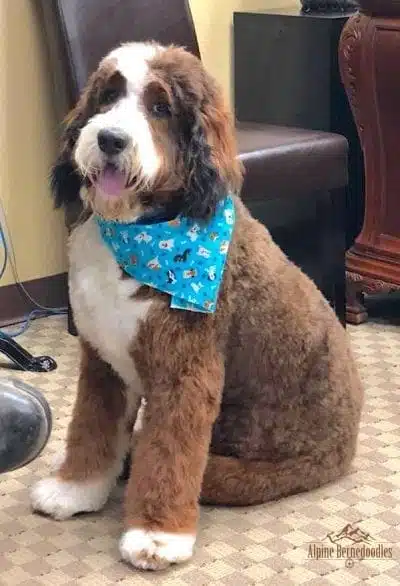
0, 1, 68, 286
0, 0, 298, 288
190, 0, 298, 107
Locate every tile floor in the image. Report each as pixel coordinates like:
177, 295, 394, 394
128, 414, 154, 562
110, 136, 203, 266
0, 316, 399, 585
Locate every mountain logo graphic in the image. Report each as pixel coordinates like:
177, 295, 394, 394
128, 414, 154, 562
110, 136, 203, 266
327, 524, 375, 545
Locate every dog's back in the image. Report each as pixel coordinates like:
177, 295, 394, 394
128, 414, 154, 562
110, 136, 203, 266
202, 197, 363, 505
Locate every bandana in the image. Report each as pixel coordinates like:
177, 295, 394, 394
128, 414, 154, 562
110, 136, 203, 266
95, 196, 235, 313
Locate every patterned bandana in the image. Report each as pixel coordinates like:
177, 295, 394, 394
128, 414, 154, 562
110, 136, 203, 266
95, 196, 235, 313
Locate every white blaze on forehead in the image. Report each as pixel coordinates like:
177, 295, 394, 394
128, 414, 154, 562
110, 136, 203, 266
74, 42, 166, 189
104, 42, 164, 91
102, 43, 165, 182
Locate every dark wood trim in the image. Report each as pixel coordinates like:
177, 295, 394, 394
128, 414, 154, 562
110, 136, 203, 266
339, 12, 400, 323
0, 272, 68, 326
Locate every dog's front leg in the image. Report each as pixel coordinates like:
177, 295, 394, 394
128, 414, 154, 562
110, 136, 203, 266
31, 339, 135, 520
120, 336, 224, 571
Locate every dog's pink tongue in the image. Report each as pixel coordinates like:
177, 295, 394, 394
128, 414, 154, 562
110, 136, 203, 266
95, 167, 126, 198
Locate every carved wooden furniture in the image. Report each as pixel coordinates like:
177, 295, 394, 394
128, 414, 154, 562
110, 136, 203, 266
339, 0, 400, 323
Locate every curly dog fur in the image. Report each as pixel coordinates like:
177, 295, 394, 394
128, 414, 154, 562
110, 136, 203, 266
31, 42, 363, 571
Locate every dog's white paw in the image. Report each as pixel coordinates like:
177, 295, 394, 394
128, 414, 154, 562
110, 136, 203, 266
119, 528, 195, 570
31, 476, 113, 521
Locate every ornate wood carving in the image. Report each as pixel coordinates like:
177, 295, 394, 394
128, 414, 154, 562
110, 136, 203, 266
346, 270, 400, 323
339, 13, 366, 140
339, 6, 400, 324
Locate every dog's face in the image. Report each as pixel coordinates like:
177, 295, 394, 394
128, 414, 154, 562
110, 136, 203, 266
52, 42, 242, 221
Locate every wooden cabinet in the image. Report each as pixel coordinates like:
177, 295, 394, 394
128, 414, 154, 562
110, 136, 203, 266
339, 1, 400, 323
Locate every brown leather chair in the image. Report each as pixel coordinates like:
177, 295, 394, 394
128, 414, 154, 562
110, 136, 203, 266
37, 0, 348, 328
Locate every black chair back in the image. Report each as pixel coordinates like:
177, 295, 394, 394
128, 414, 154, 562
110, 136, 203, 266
38, 0, 200, 103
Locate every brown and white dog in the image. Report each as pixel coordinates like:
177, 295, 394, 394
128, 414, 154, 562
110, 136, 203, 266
31, 42, 363, 571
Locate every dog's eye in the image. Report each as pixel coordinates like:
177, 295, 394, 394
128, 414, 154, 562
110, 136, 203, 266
99, 88, 120, 106
151, 102, 171, 118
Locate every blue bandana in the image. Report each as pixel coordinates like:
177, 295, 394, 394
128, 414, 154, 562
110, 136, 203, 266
95, 196, 235, 313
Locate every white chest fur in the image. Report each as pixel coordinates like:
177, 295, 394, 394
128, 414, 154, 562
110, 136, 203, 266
68, 217, 153, 390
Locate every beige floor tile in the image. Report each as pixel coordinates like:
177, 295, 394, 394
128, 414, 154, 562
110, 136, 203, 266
0, 316, 399, 584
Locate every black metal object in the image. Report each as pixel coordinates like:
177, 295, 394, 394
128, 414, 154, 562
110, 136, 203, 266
0, 331, 57, 372
300, 0, 359, 12
0, 378, 53, 473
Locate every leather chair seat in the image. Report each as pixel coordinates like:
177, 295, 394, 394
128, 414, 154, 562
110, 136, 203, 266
235, 123, 348, 324
236, 123, 348, 202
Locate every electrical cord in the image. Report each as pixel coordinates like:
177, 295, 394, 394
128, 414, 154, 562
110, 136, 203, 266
0, 222, 7, 281
0, 200, 67, 337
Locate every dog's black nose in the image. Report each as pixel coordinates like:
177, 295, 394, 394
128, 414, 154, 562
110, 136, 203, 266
98, 128, 130, 155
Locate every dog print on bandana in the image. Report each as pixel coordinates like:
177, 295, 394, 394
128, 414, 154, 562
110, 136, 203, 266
96, 196, 236, 313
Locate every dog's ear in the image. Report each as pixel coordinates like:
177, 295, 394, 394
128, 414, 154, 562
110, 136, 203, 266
50, 106, 85, 209
50, 74, 99, 209
179, 74, 243, 221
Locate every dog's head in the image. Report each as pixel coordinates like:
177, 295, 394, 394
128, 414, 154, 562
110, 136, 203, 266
52, 42, 242, 221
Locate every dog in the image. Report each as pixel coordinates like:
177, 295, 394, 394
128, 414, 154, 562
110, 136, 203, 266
31, 42, 363, 571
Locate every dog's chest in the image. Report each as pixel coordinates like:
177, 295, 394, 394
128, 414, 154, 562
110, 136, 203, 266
68, 217, 153, 386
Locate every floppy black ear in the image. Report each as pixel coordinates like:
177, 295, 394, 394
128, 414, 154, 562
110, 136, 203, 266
180, 116, 226, 221
178, 78, 242, 222
50, 111, 84, 210
50, 74, 97, 210
50, 153, 82, 209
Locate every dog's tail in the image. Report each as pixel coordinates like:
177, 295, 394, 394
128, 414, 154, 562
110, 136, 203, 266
200, 450, 355, 506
